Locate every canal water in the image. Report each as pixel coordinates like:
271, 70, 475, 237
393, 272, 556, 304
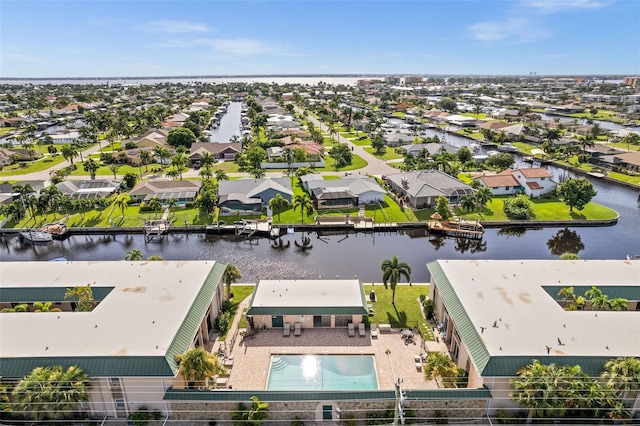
209, 101, 243, 143
2, 107, 638, 282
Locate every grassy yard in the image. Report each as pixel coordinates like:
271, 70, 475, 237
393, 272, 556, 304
340, 131, 360, 139
460, 112, 487, 119
604, 171, 640, 185
350, 137, 372, 147
0, 155, 67, 176
607, 141, 640, 152
565, 110, 627, 124
317, 154, 368, 172
364, 147, 404, 160
0, 127, 16, 137
365, 195, 417, 222
8, 205, 215, 230
456, 129, 483, 140
363, 284, 433, 340
460, 196, 618, 222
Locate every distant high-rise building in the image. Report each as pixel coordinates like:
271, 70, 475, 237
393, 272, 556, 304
623, 76, 640, 87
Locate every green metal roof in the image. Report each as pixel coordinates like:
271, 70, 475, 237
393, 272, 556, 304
543, 285, 640, 301
0, 356, 174, 378
481, 356, 619, 377
0, 263, 226, 379
0, 286, 114, 303
427, 261, 491, 375
164, 262, 226, 375
163, 387, 492, 402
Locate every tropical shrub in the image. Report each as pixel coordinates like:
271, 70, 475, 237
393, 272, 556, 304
423, 299, 435, 320
502, 195, 534, 220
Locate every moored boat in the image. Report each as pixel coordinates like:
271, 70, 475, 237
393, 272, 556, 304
20, 229, 53, 243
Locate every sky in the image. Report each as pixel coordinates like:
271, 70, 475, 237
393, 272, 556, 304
1, 0, 639, 78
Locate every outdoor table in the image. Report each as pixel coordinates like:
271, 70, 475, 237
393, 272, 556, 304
401, 329, 414, 339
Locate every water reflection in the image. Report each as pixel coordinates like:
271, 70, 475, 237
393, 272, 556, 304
453, 238, 487, 254
546, 228, 585, 257
497, 227, 529, 238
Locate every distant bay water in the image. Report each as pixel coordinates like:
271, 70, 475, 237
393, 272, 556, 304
0, 76, 372, 86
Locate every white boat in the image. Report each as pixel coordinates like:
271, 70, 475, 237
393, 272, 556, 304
469, 142, 481, 153
497, 143, 519, 153
486, 150, 500, 157
20, 230, 53, 243
472, 154, 488, 162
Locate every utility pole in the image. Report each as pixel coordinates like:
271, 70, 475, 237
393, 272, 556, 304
386, 348, 406, 426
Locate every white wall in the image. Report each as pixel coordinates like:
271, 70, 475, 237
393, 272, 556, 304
121, 377, 169, 416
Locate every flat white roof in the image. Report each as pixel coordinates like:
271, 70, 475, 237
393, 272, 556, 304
251, 279, 363, 309
0, 261, 218, 359
435, 260, 640, 358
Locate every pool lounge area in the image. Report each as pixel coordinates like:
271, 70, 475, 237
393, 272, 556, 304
266, 354, 378, 391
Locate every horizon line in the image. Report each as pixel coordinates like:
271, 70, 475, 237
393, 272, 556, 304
0, 73, 634, 81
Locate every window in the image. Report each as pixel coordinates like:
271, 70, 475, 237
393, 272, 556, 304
114, 399, 125, 410
109, 377, 120, 387
505, 186, 510, 190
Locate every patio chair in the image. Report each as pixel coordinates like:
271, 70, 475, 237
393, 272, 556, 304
294, 322, 301, 337
283, 323, 291, 337
358, 322, 366, 337
348, 323, 355, 337
370, 323, 378, 338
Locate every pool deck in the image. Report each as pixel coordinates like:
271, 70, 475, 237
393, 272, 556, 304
224, 328, 440, 390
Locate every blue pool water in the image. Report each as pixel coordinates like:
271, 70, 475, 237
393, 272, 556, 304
266, 355, 378, 391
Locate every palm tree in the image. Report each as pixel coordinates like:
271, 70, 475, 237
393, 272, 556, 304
61, 144, 79, 166
171, 153, 188, 180
83, 158, 99, 180
154, 146, 171, 170
292, 193, 314, 225
12, 365, 89, 421
510, 360, 567, 422
223, 263, 242, 300
112, 193, 131, 219
147, 196, 162, 211
381, 255, 411, 305
269, 194, 290, 224
474, 186, 493, 211
423, 352, 458, 388
108, 163, 121, 179
139, 149, 152, 173
459, 195, 476, 216
215, 169, 229, 181
200, 152, 216, 169
244, 395, 269, 425
125, 249, 144, 261
621, 132, 640, 152
174, 347, 225, 389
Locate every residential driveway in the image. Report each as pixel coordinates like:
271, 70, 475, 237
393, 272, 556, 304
304, 114, 398, 177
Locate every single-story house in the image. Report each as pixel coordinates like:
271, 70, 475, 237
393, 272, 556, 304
585, 144, 625, 165
383, 132, 414, 147
246, 279, 369, 330
600, 151, 640, 172
189, 142, 242, 165
444, 114, 477, 128
427, 259, 640, 417
385, 170, 475, 209
0, 260, 227, 420
132, 129, 170, 149
401, 142, 459, 157
475, 167, 555, 197
478, 121, 510, 132
302, 174, 387, 209
55, 179, 121, 200
129, 179, 203, 204
218, 178, 293, 214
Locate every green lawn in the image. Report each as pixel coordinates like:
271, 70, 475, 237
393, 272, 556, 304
460, 196, 618, 222
363, 284, 433, 340
604, 171, 640, 185
317, 154, 368, 172
212, 161, 241, 173
455, 129, 483, 140
350, 137, 372, 147
0, 155, 67, 176
565, 110, 628, 124
0, 127, 16, 137
365, 195, 417, 222
460, 112, 487, 120
364, 147, 403, 160
8, 205, 215, 230
607, 141, 640, 152
340, 131, 360, 139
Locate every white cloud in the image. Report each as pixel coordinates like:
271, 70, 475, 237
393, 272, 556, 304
522, 0, 614, 14
468, 18, 549, 43
137, 20, 210, 33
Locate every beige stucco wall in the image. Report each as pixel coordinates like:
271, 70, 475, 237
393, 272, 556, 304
121, 377, 170, 416
168, 398, 488, 424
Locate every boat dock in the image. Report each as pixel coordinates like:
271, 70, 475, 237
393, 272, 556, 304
426, 219, 484, 239
143, 208, 171, 242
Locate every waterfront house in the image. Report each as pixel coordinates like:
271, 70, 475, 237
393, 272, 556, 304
401, 142, 459, 157
383, 131, 414, 147
478, 121, 510, 132
427, 259, 640, 418
55, 179, 121, 200
0, 260, 227, 421
189, 142, 242, 165
600, 151, 640, 173
218, 178, 293, 215
385, 170, 475, 209
128, 179, 202, 204
301, 174, 386, 209
246, 279, 369, 330
474, 167, 555, 197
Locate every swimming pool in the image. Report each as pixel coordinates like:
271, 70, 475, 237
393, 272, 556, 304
266, 355, 378, 391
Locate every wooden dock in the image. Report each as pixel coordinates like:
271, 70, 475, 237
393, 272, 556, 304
427, 219, 484, 239
143, 208, 171, 242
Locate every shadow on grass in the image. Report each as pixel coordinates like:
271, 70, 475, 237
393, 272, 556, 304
386, 307, 408, 328
569, 211, 587, 220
